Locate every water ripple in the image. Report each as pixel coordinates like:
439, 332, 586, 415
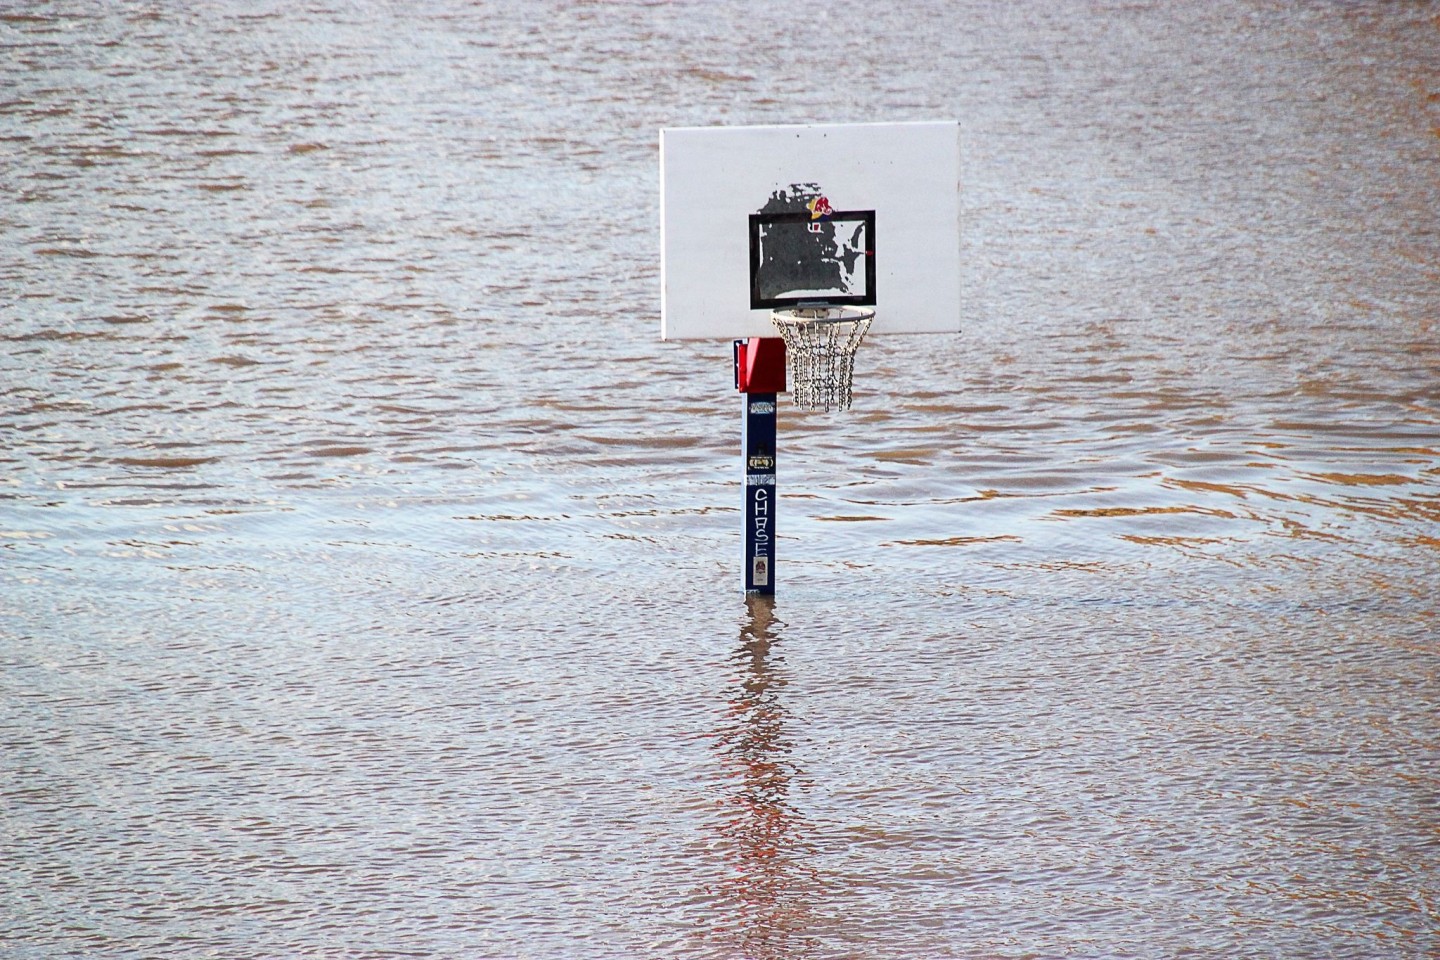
3, 1, 1438, 958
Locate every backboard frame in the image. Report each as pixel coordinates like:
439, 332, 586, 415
748, 209, 876, 310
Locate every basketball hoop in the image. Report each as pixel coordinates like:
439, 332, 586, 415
770, 305, 875, 412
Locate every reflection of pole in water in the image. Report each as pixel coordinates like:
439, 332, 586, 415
709, 595, 818, 960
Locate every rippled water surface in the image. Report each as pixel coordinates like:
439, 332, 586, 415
3, 1, 1438, 957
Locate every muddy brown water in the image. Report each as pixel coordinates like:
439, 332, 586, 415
3, 2, 1437, 957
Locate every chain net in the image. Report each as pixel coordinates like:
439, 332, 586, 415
770, 306, 875, 412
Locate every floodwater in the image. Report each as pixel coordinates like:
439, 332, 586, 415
3, 1, 1437, 957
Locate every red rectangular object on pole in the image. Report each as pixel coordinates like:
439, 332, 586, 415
735, 337, 786, 394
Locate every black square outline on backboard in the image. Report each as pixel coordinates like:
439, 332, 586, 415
748, 210, 876, 310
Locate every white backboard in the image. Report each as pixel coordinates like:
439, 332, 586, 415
660, 121, 960, 340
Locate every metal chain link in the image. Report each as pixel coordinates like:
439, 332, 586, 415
771, 307, 874, 412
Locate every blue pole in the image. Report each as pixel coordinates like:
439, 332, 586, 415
742, 392, 777, 594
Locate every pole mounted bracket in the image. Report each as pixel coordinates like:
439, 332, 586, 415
734, 337, 787, 394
